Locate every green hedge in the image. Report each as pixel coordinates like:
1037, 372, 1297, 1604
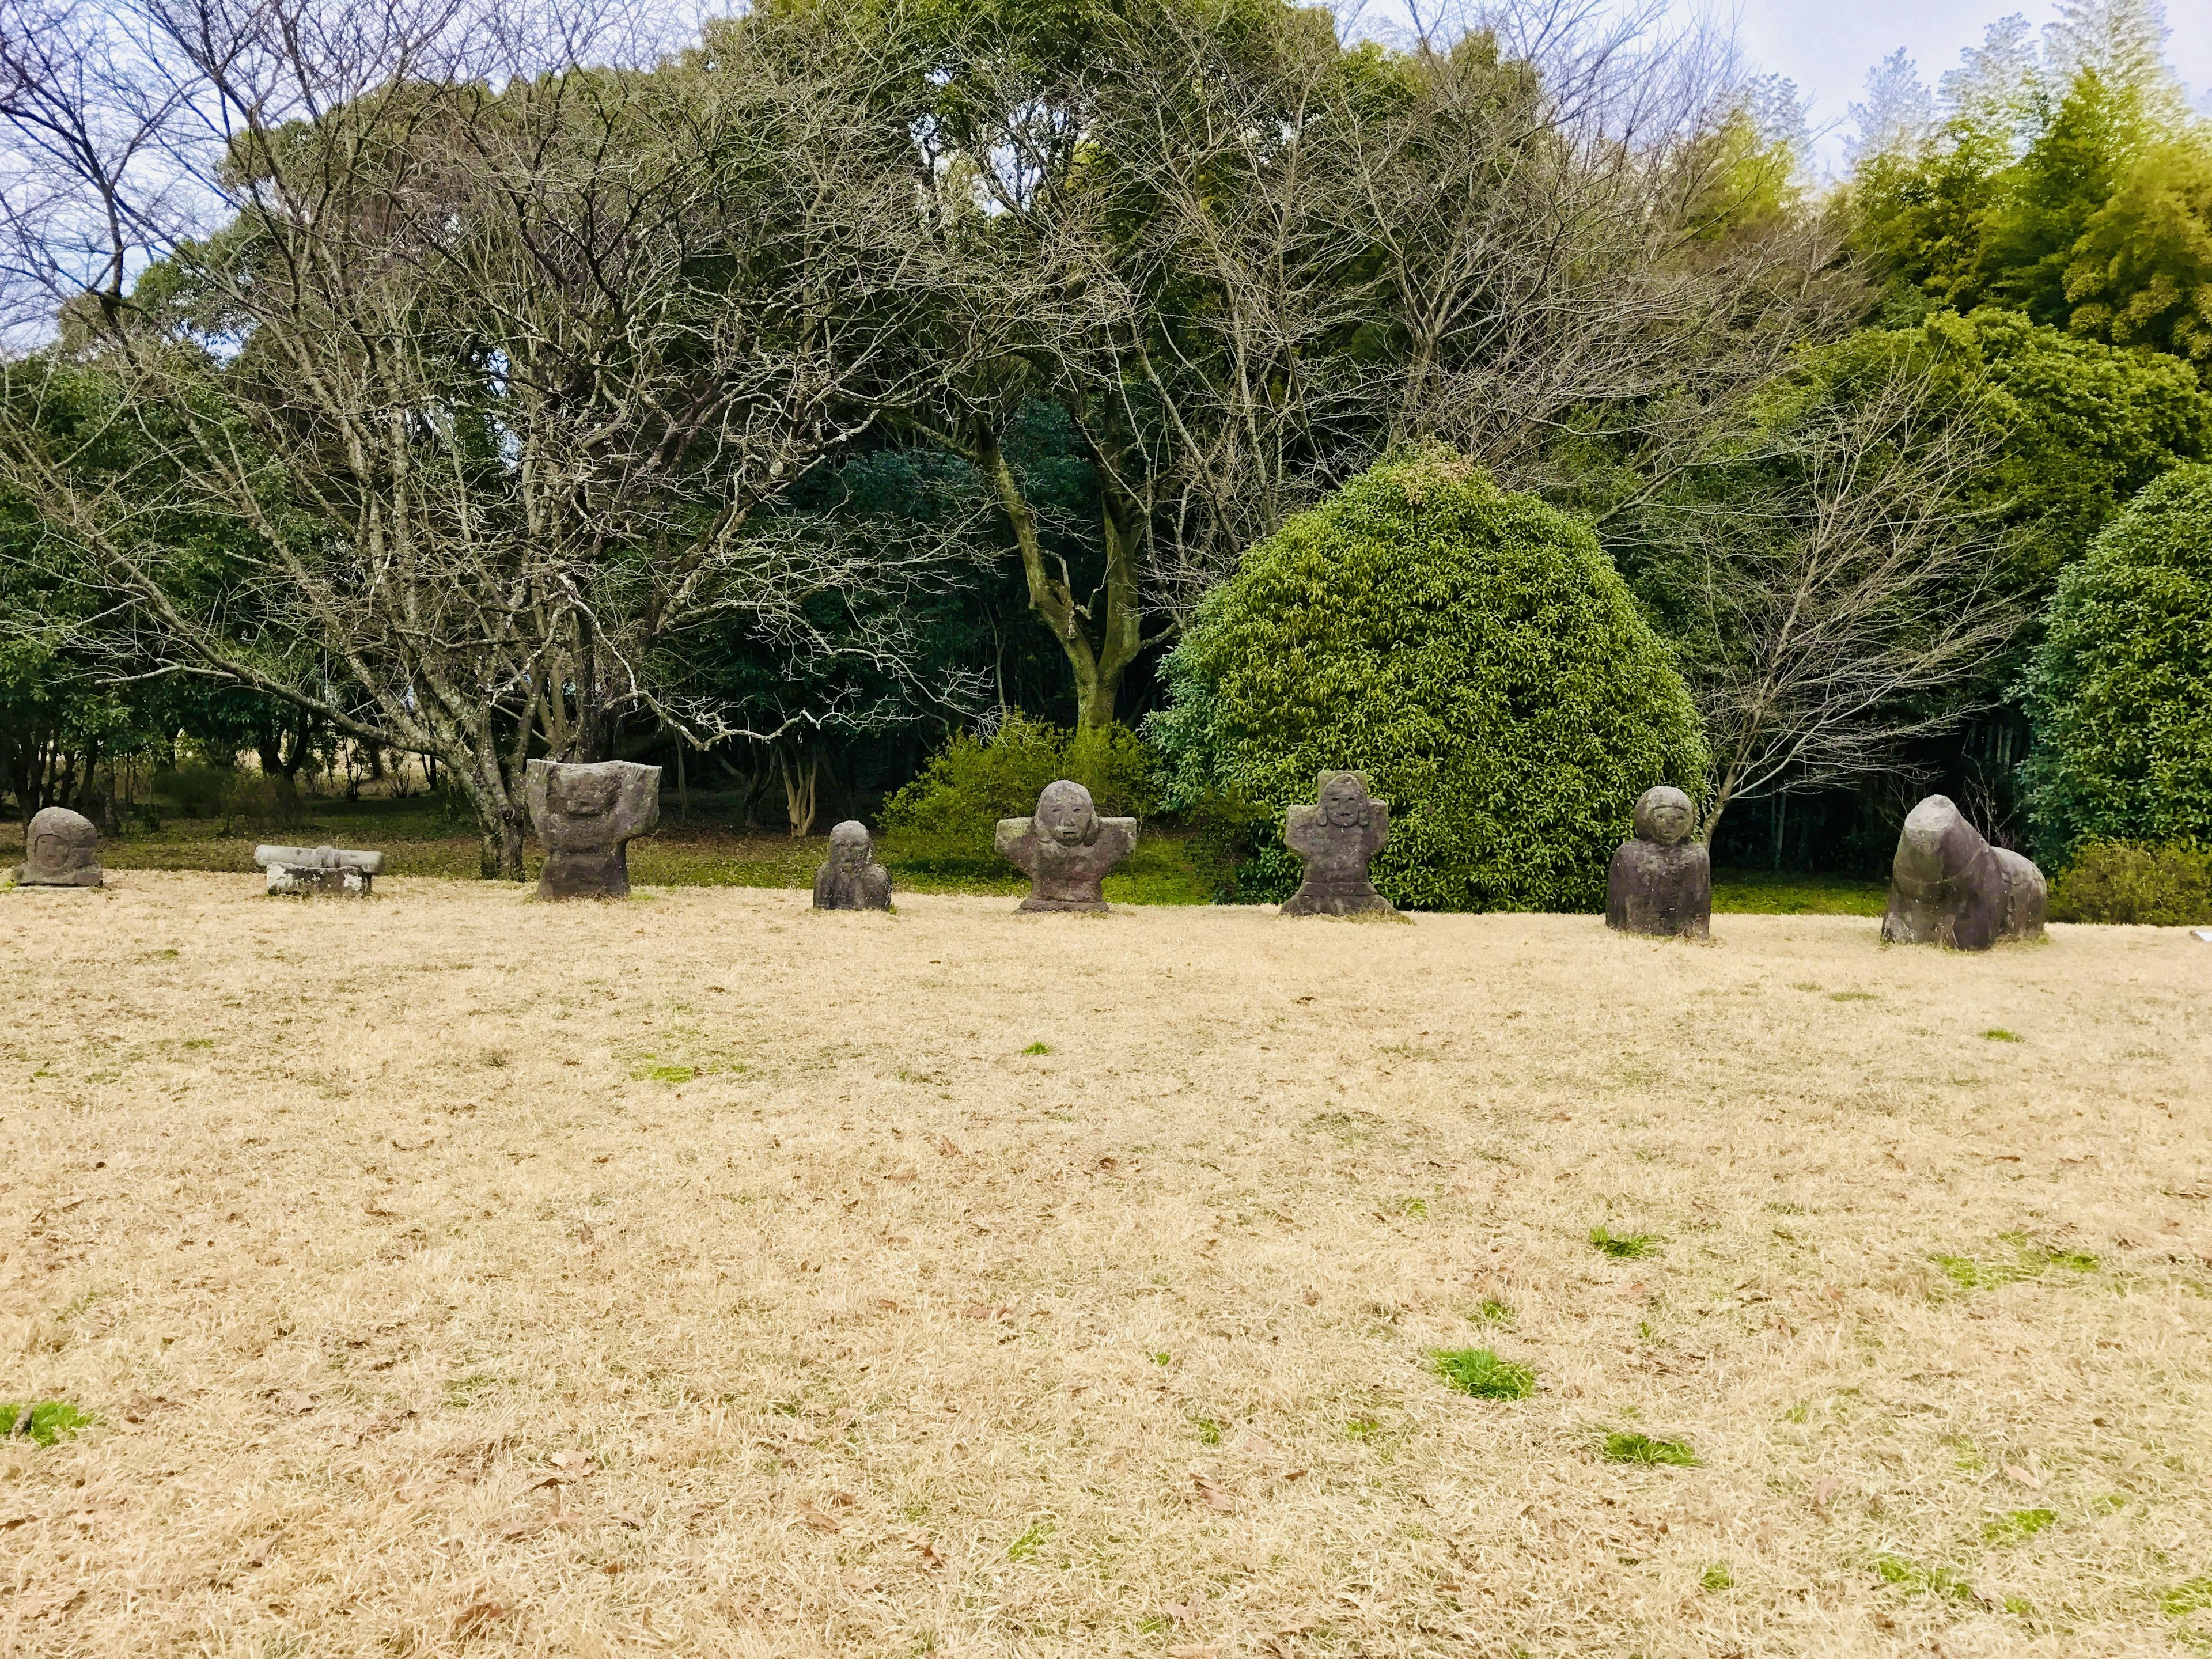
2048, 840, 2212, 925
2024, 463, 2212, 863
1149, 449, 1707, 911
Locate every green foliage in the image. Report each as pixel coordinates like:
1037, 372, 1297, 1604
1602, 1431, 1698, 1467
1150, 450, 1707, 911
1590, 1226, 1658, 1260
1982, 1508, 2055, 1543
3, 1400, 91, 1446
2047, 840, 2212, 925
1428, 1347, 1535, 1400
1874, 1554, 1975, 1600
880, 712, 1158, 877
1932, 1233, 2099, 1289
2023, 464, 2212, 862
1700, 1563, 1733, 1592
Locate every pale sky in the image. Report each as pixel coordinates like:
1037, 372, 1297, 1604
1733, 0, 2212, 161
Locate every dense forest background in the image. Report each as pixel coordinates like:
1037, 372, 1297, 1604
1, 0, 2207, 886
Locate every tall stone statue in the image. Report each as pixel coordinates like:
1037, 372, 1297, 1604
1606, 785, 1710, 940
525, 759, 661, 900
1882, 794, 2046, 950
256, 844, 384, 897
813, 820, 892, 911
17, 806, 103, 888
1281, 771, 1393, 916
994, 780, 1136, 912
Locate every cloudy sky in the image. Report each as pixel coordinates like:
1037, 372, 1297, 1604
1733, 0, 2212, 160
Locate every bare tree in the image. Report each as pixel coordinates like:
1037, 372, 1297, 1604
911, 0, 1853, 725
0, 0, 978, 874
1623, 350, 2026, 839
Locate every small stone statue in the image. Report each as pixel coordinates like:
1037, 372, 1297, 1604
1606, 785, 1710, 940
1281, 771, 1393, 916
524, 758, 661, 900
994, 780, 1136, 912
17, 806, 103, 888
813, 820, 892, 911
1882, 794, 2046, 950
256, 844, 384, 897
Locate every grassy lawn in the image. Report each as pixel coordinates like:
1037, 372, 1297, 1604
35, 796, 1881, 914
2, 876, 2206, 1657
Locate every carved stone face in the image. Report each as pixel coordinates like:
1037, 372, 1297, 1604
828, 823, 871, 872
1633, 785, 1695, 847
1036, 781, 1099, 847
550, 771, 618, 817
33, 820, 96, 868
1319, 774, 1370, 829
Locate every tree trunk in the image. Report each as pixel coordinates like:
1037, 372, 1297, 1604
974, 417, 1143, 731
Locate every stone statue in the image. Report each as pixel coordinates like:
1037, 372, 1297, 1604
17, 806, 103, 888
1882, 794, 2046, 950
994, 780, 1136, 912
524, 758, 661, 900
1281, 771, 1393, 916
256, 844, 384, 897
813, 820, 892, 911
1606, 785, 1710, 940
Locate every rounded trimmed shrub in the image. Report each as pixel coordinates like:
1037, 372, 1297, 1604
1149, 450, 1707, 911
2047, 840, 2212, 925
2023, 462, 2212, 864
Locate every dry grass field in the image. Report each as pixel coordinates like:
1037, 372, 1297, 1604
3, 873, 2209, 1658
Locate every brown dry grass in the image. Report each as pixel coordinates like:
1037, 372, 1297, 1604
3, 873, 2210, 1658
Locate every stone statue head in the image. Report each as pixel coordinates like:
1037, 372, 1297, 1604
549, 768, 620, 817
1633, 785, 1695, 847
828, 820, 872, 870
27, 808, 98, 873
1316, 771, 1373, 830
1035, 780, 1101, 848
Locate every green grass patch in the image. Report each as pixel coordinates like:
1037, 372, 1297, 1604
1712, 869, 1888, 916
1192, 1416, 1223, 1445
1603, 1431, 1698, 1467
1983, 1508, 2056, 1543
1006, 1518, 1054, 1562
1429, 1347, 1535, 1400
1874, 1554, 1975, 1601
1021, 1041, 1052, 1055
1590, 1226, 1658, 1260
3, 1400, 91, 1445
1933, 1233, 2100, 1289
1828, 990, 1878, 1002
1700, 1563, 1733, 1592
632, 1063, 696, 1083
2165, 1578, 2212, 1618
1472, 1298, 1514, 1325
1983, 1028, 2023, 1043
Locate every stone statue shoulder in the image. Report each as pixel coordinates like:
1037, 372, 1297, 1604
994, 816, 1040, 872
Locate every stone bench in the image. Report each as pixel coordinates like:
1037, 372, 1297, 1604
256, 844, 384, 897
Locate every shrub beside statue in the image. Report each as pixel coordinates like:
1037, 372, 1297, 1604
1149, 449, 1707, 912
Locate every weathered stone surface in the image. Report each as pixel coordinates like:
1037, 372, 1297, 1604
17, 807, 103, 888
994, 781, 1136, 912
256, 844, 384, 897
1281, 771, 1393, 917
524, 759, 661, 900
1606, 785, 1710, 940
1881, 794, 2047, 950
814, 820, 892, 911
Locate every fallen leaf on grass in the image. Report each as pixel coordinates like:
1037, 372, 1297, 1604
9, 1585, 85, 1622
243, 1531, 283, 1567
1810, 1476, 1839, 1519
550, 1449, 592, 1474
827, 1490, 858, 1507
798, 1502, 840, 1533
1167, 1646, 1222, 1658
1164, 1599, 1205, 1623
937, 1136, 962, 1157
609, 1510, 646, 1529
499, 1510, 579, 1540
2004, 1464, 2041, 1488
910, 1532, 946, 1568
840, 1570, 880, 1592
1192, 1474, 1234, 1512
451, 1597, 510, 1637
271, 1390, 316, 1415
888, 1169, 918, 1185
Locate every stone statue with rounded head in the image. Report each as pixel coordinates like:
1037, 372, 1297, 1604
1881, 794, 2045, 950
994, 780, 1136, 912
524, 758, 661, 900
1606, 785, 1709, 938
17, 806, 104, 888
813, 820, 892, 911
1281, 771, 1393, 916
